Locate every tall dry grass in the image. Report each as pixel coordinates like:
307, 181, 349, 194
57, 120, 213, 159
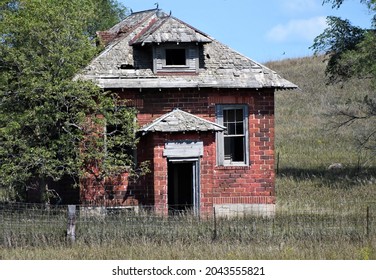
267, 56, 376, 209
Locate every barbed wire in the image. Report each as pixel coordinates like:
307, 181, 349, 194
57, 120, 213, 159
0, 202, 375, 248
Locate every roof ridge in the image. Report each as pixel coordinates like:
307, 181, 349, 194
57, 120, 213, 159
130, 8, 158, 15
170, 15, 212, 40
129, 15, 169, 46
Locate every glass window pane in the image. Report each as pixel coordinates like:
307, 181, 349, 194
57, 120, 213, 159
236, 109, 243, 121
224, 109, 235, 122
235, 123, 244, 134
227, 123, 236, 135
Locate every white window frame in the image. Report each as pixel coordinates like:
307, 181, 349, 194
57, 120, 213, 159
216, 104, 249, 166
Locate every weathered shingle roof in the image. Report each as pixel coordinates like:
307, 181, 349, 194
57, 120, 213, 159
130, 15, 212, 45
76, 9, 297, 90
139, 109, 226, 133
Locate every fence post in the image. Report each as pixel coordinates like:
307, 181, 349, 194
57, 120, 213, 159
276, 152, 280, 175
366, 206, 370, 239
67, 205, 76, 243
212, 207, 217, 241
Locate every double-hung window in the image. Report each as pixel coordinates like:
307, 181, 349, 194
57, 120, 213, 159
216, 105, 249, 166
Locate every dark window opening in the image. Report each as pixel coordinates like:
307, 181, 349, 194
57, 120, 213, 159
165, 48, 186, 66
224, 137, 244, 162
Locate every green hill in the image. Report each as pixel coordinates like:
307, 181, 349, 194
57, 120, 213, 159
266, 56, 376, 206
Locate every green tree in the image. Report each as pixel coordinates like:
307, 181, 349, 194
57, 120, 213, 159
89, 0, 128, 38
0, 0, 142, 202
311, 0, 376, 158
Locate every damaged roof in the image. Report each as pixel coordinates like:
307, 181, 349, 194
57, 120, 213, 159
129, 14, 212, 45
76, 9, 297, 90
139, 108, 226, 133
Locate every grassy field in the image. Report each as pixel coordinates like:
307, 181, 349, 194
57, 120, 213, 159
1, 56, 375, 260
270, 56, 376, 208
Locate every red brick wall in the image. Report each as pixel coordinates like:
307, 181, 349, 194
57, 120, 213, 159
81, 88, 275, 210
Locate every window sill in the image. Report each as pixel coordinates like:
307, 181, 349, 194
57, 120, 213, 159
215, 165, 250, 170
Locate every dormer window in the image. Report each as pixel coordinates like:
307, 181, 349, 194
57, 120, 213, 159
153, 43, 199, 74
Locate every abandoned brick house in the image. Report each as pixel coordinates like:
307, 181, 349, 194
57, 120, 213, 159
76, 8, 297, 215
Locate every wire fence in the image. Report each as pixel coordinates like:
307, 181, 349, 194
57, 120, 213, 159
0, 202, 375, 248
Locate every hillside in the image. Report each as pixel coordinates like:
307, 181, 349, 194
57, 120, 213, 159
266, 56, 376, 206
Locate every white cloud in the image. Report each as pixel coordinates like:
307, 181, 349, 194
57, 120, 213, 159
266, 16, 327, 43
281, 0, 320, 13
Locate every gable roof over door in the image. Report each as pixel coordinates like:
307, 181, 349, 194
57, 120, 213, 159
76, 9, 297, 90
139, 108, 226, 134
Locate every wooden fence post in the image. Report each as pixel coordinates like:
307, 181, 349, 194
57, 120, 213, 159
212, 207, 217, 241
67, 205, 76, 243
366, 206, 370, 239
276, 152, 280, 175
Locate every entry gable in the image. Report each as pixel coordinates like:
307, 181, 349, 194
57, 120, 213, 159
139, 108, 226, 134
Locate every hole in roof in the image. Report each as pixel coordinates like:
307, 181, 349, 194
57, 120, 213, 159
119, 64, 134, 69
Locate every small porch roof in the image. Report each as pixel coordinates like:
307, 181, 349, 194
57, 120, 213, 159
139, 108, 226, 134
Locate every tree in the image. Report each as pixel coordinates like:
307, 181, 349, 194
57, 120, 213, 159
89, 0, 128, 38
0, 0, 143, 202
310, 0, 376, 158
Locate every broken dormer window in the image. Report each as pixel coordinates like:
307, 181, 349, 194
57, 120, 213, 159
153, 44, 199, 73
165, 49, 186, 66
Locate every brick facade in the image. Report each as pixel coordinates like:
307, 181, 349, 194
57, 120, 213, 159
80, 87, 276, 213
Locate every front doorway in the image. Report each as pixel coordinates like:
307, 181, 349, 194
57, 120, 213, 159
167, 160, 200, 214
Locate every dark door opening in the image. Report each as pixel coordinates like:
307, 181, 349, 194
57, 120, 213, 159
168, 161, 199, 213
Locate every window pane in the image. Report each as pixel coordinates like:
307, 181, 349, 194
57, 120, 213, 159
226, 123, 236, 135
224, 109, 235, 122
235, 123, 244, 134
236, 109, 243, 121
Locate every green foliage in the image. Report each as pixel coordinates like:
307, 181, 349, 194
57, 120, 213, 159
323, 0, 376, 13
0, 0, 140, 202
311, 1, 376, 156
310, 16, 366, 83
88, 0, 128, 37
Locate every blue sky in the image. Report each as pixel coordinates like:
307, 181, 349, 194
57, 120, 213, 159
119, 0, 373, 63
